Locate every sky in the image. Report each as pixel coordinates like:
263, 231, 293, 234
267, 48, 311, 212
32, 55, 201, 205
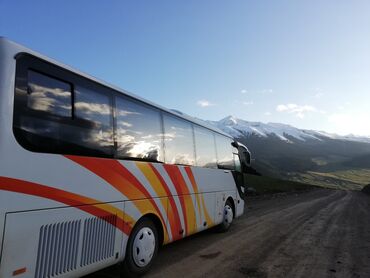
1, 0, 370, 136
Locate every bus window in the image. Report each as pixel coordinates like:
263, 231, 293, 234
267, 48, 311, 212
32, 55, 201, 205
215, 135, 234, 170
115, 96, 163, 162
14, 70, 74, 154
72, 86, 114, 156
163, 114, 195, 165
194, 126, 217, 168
27, 70, 72, 117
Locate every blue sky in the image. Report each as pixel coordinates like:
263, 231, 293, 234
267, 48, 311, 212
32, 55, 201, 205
1, 0, 369, 135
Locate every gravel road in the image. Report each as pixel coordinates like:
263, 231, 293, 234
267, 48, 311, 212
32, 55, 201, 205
88, 189, 370, 278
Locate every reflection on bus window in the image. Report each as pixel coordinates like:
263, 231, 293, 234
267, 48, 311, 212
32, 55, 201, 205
163, 114, 195, 165
215, 135, 234, 170
28, 70, 71, 117
73, 86, 114, 155
194, 126, 217, 168
115, 96, 162, 162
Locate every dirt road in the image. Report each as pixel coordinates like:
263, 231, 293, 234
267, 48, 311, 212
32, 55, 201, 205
89, 189, 370, 278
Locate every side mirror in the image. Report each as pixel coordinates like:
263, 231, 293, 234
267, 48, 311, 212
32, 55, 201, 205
244, 151, 251, 166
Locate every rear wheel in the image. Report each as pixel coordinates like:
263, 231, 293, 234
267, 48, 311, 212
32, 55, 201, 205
122, 218, 159, 277
218, 199, 234, 232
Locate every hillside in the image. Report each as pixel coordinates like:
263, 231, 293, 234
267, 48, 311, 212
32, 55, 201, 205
208, 116, 370, 190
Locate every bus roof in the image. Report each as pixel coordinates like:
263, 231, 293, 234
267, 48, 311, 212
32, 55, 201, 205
0, 36, 232, 138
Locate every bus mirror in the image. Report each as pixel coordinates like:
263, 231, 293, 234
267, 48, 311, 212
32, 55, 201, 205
244, 151, 251, 166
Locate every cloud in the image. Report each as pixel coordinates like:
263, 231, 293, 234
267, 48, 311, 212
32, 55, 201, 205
197, 100, 215, 107
264, 112, 272, 116
242, 101, 254, 105
262, 89, 273, 93
276, 103, 317, 118
241, 89, 273, 94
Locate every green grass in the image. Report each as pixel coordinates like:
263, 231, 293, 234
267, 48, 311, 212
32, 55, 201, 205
244, 174, 317, 194
309, 168, 370, 185
289, 168, 370, 191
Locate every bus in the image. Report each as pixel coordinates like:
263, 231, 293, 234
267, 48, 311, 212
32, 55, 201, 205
0, 37, 251, 277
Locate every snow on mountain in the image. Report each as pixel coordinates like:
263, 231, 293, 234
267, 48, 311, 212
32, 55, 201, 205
208, 116, 370, 144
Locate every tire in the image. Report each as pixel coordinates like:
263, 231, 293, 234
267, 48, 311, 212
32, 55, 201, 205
217, 199, 234, 232
122, 218, 159, 277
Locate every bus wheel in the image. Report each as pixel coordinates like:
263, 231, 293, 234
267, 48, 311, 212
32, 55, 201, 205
122, 218, 159, 277
218, 199, 234, 232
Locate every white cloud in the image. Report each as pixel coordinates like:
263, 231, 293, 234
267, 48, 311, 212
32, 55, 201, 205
242, 101, 254, 105
262, 89, 273, 93
264, 112, 272, 116
276, 103, 317, 118
197, 100, 215, 107
328, 112, 370, 136
241, 89, 247, 94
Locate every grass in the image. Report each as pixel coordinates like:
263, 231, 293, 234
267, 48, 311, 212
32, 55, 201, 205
244, 174, 317, 195
310, 168, 370, 185
289, 168, 370, 191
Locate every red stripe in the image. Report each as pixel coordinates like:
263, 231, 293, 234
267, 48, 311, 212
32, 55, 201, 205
66, 156, 168, 236
163, 164, 190, 235
0, 176, 130, 234
149, 164, 182, 240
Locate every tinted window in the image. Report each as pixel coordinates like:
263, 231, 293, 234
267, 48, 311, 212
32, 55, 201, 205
115, 96, 163, 161
28, 70, 71, 117
70, 86, 114, 156
215, 135, 234, 170
13, 69, 73, 154
14, 55, 114, 157
163, 115, 195, 165
194, 126, 217, 168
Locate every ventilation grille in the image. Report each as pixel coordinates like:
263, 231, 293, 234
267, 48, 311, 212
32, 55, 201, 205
35, 220, 81, 278
80, 215, 117, 267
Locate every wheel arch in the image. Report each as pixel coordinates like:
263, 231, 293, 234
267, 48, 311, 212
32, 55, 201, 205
226, 196, 236, 218
139, 213, 165, 246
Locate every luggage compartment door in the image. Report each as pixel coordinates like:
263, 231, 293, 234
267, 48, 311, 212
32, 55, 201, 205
0, 203, 123, 278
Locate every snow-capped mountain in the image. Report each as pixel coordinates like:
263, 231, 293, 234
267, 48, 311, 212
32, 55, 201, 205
209, 116, 370, 144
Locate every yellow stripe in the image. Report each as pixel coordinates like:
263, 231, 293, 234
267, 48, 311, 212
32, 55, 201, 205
183, 194, 197, 235
136, 162, 170, 243
200, 195, 214, 227
194, 193, 203, 226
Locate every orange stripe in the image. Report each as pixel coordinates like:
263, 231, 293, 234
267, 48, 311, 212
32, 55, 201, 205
185, 167, 214, 227
66, 156, 169, 237
0, 176, 132, 234
163, 165, 189, 234
148, 164, 182, 240
136, 162, 173, 242
163, 165, 197, 235
184, 167, 203, 224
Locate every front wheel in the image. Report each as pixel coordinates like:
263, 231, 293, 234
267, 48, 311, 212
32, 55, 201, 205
218, 200, 234, 232
122, 218, 159, 277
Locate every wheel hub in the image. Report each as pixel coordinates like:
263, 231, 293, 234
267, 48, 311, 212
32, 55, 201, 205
224, 205, 233, 226
132, 227, 156, 267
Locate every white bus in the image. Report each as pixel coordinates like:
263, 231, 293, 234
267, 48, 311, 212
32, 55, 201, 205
0, 37, 250, 277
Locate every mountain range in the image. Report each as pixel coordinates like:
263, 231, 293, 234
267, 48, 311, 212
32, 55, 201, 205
210, 115, 370, 144
208, 116, 370, 190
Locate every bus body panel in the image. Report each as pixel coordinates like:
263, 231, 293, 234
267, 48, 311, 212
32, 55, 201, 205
0, 37, 246, 277
0, 204, 124, 278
